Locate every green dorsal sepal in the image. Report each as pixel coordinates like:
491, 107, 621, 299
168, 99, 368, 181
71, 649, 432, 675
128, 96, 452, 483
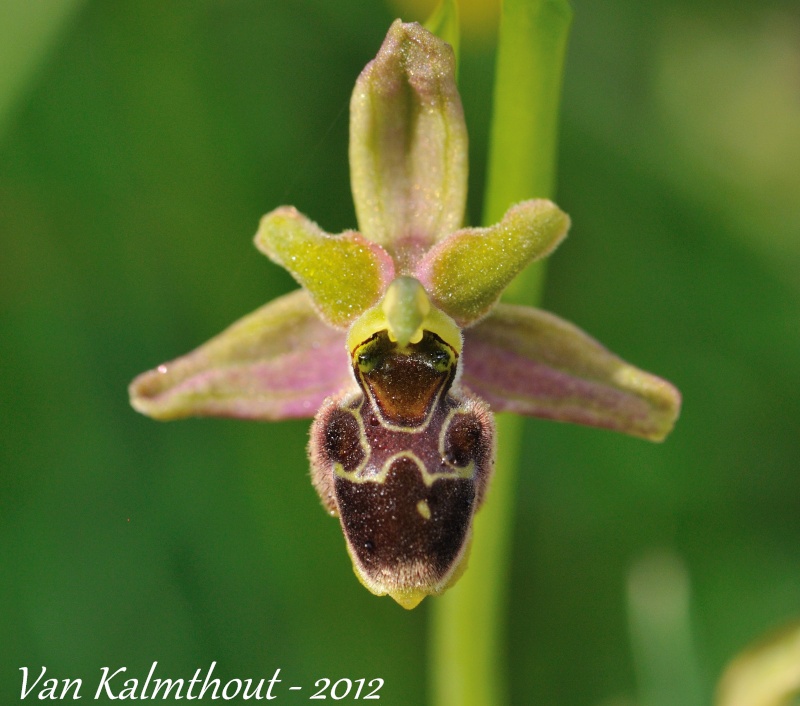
349, 21, 468, 257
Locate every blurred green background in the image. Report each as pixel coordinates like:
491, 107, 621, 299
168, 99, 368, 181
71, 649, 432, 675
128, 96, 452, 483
2, 1, 799, 704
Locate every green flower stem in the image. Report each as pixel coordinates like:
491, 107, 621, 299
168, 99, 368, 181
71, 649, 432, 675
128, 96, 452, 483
485, 0, 573, 303
430, 2, 572, 705
431, 418, 523, 706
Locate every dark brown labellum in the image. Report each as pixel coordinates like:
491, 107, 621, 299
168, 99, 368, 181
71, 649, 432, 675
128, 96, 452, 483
309, 328, 494, 608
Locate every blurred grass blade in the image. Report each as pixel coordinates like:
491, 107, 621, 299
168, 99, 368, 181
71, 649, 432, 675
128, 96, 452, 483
627, 550, 704, 706
0, 0, 85, 139
424, 0, 460, 71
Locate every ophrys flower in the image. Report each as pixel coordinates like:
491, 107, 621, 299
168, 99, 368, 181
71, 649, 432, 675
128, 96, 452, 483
130, 21, 680, 609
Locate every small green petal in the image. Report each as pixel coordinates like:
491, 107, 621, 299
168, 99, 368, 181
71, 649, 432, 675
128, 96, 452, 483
416, 199, 569, 325
462, 304, 681, 441
255, 207, 394, 328
349, 20, 467, 263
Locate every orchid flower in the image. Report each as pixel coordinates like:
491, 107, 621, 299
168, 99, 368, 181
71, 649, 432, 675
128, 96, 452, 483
129, 21, 680, 610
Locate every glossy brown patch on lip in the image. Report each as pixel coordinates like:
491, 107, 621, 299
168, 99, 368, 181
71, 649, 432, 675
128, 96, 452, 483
335, 455, 475, 590
354, 330, 456, 427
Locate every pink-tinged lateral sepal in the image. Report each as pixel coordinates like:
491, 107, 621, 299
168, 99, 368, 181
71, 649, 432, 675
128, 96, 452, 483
255, 207, 395, 328
416, 200, 570, 325
350, 20, 468, 266
129, 290, 352, 421
461, 304, 681, 441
